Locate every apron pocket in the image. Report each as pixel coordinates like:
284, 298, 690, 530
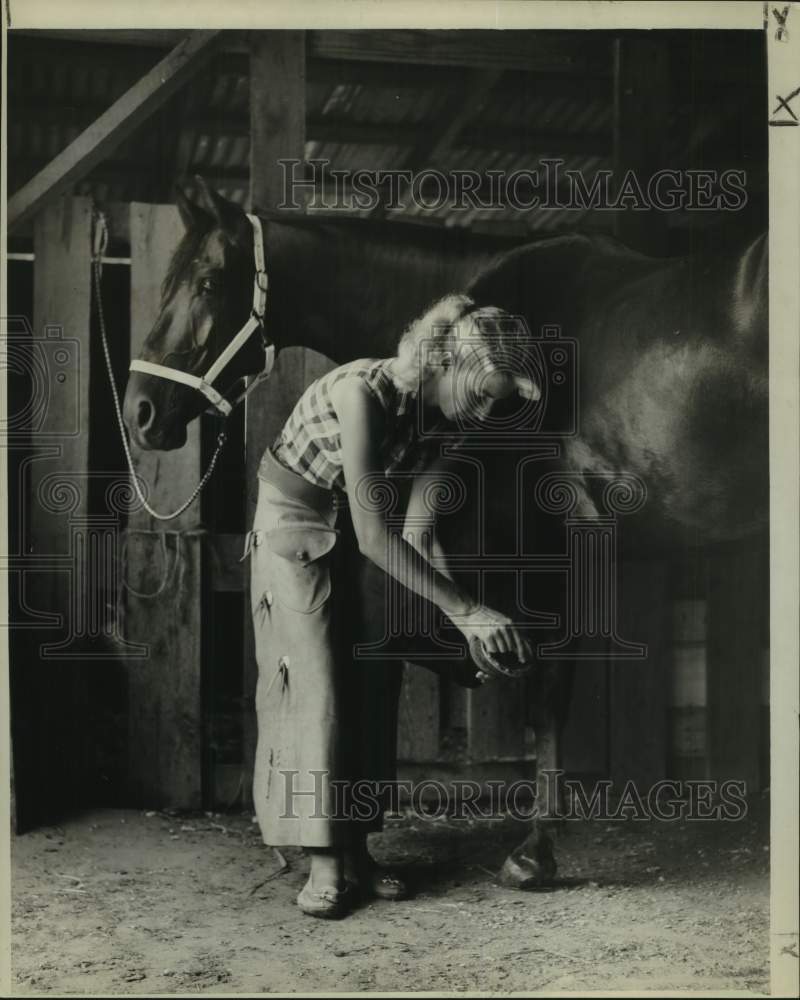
264, 525, 338, 613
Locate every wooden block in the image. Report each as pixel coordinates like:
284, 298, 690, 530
608, 559, 669, 789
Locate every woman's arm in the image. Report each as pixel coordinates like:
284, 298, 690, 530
332, 377, 471, 615
402, 455, 458, 581
332, 377, 532, 662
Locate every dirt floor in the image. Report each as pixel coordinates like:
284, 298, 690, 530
11, 795, 769, 995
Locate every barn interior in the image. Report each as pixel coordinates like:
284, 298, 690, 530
4, 21, 776, 995
5, 26, 771, 993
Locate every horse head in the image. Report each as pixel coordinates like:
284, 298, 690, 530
123, 178, 270, 450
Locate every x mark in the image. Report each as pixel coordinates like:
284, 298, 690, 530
773, 83, 800, 121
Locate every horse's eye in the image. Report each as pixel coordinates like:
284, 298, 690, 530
199, 276, 218, 296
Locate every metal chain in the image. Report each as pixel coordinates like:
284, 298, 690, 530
92, 209, 227, 522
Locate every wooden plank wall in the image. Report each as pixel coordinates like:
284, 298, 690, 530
124, 202, 205, 809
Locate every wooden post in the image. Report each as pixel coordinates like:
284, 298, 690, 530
17, 196, 94, 825
124, 203, 205, 809
243, 31, 311, 803
30, 197, 93, 616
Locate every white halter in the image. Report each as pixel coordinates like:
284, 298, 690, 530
129, 214, 275, 417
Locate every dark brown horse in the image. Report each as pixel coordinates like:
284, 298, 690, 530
123, 179, 768, 888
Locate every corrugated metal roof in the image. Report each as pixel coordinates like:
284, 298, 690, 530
8, 32, 766, 239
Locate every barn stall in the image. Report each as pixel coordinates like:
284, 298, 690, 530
6, 26, 770, 994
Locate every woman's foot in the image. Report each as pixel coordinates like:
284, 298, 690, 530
296, 876, 352, 919
297, 849, 352, 919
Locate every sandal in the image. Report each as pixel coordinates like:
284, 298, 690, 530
296, 877, 353, 919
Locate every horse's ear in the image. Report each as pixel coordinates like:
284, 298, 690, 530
174, 182, 213, 232
193, 175, 248, 244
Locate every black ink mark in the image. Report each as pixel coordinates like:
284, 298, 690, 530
773, 5, 790, 40
5, 0, 11, 29
770, 83, 800, 126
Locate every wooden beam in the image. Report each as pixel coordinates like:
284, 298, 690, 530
10, 28, 247, 52
12, 29, 758, 84
13, 28, 608, 74
7, 31, 222, 233
310, 30, 611, 74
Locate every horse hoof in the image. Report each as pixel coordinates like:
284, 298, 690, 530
468, 636, 534, 680
498, 849, 557, 890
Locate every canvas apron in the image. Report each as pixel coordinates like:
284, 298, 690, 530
246, 447, 403, 848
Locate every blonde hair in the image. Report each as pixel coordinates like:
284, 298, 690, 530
390, 294, 526, 394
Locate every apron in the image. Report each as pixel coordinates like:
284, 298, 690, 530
247, 451, 403, 848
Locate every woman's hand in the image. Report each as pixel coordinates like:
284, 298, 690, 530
448, 603, 534, 664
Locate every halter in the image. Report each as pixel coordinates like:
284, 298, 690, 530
129, 214, 275, 418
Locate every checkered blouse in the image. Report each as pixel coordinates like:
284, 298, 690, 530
264, 358, 450, 496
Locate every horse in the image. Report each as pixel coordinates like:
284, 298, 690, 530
122, 178, 768, 888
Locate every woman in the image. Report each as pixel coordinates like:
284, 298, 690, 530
247, 294, 535, 918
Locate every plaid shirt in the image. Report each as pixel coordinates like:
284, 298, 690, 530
264, 358, 453, 497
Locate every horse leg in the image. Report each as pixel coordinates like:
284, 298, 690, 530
499, 660, 575, 889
